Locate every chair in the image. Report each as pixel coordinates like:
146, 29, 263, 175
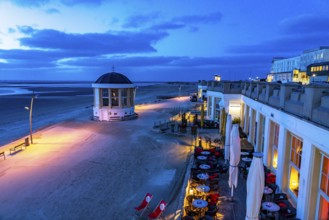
148, 200, 167, 219
134, 193, 153, 217
273, 193, 287, 202
219, 165, 228, 176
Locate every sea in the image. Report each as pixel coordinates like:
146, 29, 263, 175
0, 81, 160, 96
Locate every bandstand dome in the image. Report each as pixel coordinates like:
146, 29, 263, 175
92, 71, 137, 121
95, 72, 133, 84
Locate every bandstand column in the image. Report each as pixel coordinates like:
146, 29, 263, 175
94, 88, 100, 108
119, 88, 122, 108
109, 88, 112, 108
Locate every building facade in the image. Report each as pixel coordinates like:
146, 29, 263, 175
204, 80, 329, 219
269, 47, 329, 84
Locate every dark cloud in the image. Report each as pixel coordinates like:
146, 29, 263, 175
227, 14, 329, 57
123, 13, 160, 28
150, 22, 185, 31
59, 54, 270, 69
17, 27, 167, 54
46, 8, 60, 14
227, 33, 329, 56
173, 12, 222, 24
0, 52, 269, 80
124, 11, 222, 31
280, 14, 329, 34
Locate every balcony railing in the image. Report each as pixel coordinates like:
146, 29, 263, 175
202, 80, 329, 129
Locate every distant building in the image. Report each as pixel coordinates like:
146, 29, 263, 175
92, 72, 137, 121
268, 47, 329, 84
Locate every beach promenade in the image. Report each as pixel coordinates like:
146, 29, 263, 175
0, 83, 248, 219
0, 83, 199, 219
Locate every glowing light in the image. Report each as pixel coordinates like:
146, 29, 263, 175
214, 75, 221, 81
272, 151, 278, 169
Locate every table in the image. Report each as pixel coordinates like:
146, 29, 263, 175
199, 164, 211, 170
192, 199, 208, 208
196, 184, 210, 194
262, 202, 280, 211
192, 199, 208, 218
197, 173, 209, 180
262, 202, 280, 220
240, 152, 250, 157
197, 155, 207, 160
242, 157, 252, 162
201, 151, 211, 155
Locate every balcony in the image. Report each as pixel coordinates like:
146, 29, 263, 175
204, 80, 329, 129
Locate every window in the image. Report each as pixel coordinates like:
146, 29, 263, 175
272, 122, 279, 170
289, 135, 303, 197
121, 89, 128, 107
318, 155, 329, 220
111, 89, 119, 107
102, 89, 109, 106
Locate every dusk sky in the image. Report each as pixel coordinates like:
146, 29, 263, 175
1, 0, 329, 82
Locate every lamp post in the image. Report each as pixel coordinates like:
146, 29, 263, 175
25, 93, 37, 144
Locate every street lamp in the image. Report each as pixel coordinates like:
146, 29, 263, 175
25, 93, 37, 144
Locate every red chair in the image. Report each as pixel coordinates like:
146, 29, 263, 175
148, 200, 167, 219
207, 192, 219, 206
135, 193, 153, 217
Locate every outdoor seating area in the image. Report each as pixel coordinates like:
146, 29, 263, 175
182, 143, 228, 219
258, 169, 299, 220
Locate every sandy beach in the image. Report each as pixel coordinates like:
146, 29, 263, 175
0, 83, 197, 219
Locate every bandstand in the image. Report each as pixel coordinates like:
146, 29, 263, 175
92, 72, 137, 121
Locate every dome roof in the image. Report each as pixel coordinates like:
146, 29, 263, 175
95, 72, 132, 84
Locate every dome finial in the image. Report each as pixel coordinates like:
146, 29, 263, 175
112, 64, 115, 72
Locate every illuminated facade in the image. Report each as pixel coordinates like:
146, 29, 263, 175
269, 47, 329, 83
307, 61, 329, 82
202, 80, 329, 219
92, 72, 137, 121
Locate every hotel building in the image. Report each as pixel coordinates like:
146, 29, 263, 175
204, 80, 329, 219
268, 47, 329, 84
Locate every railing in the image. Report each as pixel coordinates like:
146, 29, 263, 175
201, 80, 329, 129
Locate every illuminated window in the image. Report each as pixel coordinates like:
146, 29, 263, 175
273, 147, 278, 169
320, 156, 329, 196
318, 155, 329, 220
311, 67, 315, 72
320, 66, 323, 71
272, 123, 279, 170
289, 135, 303, 197
111, 89, 119, 107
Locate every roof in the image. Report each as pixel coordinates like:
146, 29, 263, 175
95, 72, 133, 84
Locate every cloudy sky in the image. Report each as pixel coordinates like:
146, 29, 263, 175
1, 0, 329, 82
